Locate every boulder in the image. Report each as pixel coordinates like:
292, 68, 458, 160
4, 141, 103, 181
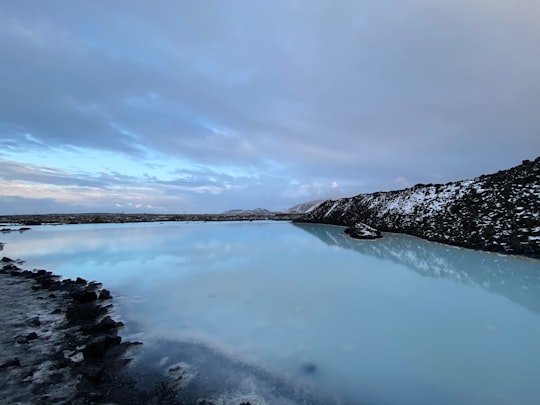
344, 222, 383, 240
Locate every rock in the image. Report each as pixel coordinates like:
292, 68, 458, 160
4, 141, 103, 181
26, 332, 38, 341
297, 157, 540, 258
75, 277, 87, 285
29, 317, 41, 326
344, 222, 383, 240
0, 358, 21, 368
98, 289, 112, 300
83, 335, 122, 361
86, 316, 124, 332
70, 290, 98, 303
66, 302, 107, 323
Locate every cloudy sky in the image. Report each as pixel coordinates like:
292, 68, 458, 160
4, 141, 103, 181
1, 0, 539, 214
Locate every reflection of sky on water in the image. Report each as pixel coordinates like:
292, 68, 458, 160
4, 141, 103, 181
2, 222, 540, 404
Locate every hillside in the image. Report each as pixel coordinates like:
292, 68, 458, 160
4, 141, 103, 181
287, 200, 324, 214
296, 157, 540, 258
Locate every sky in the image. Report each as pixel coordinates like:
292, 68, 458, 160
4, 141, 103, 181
1, 0, 539, 214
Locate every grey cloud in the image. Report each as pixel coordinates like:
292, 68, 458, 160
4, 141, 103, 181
1, 0, 539, 212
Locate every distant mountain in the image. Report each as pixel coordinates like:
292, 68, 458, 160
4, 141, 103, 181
221, 208, 274, 216
287, 199, 324, 214
296, 157, 540, 258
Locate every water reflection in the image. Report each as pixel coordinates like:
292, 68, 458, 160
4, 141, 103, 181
294, 223, 540, 314
2, 222, 540, 404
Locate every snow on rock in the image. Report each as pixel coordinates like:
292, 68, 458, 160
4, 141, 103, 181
296, 157, 540, 258
344, 222, 383, 239
287, 199, 325, 214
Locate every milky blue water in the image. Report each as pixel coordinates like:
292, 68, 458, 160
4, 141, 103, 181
2, 221, 540, 404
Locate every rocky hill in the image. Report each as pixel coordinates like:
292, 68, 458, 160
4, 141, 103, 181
287, 199, 324, 214
221, 208, 274, 216
296, 157, 540, 258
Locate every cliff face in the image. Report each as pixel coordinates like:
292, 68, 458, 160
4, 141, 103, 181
296, 157, 540, 257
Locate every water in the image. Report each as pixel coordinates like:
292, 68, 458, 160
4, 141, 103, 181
2, 221, 540, 404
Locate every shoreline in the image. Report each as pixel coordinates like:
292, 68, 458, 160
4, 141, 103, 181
0, 257, 183, 404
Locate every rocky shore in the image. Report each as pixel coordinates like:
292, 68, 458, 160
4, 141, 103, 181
296, 157, 540, 257
0, 257, 183, 404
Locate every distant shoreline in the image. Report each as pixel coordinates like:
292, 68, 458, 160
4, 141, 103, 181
0, 212, 302, 226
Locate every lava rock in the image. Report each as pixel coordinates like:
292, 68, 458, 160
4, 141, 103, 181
0, 358, 21, 368
75, 277, 87, 285
83, 335, 122, 361
70, 290, 98, 303
26, 332, 38, 341
98, 289, 112, 300
344, 222, 383, 240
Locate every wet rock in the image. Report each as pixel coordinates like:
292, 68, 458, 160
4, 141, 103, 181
83, 335, 122, 362
66, 302, 107, 324
0, 357, 21, 368
94, 315, 124, 332
75, 277, 87, 285
81, 363, 106, 383
70, 290, 98, 303
26, 332, 38, 341
29, 317, 41, 326
98, 289, 112, 300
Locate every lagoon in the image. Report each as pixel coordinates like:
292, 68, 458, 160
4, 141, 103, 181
2, 221, 540, 404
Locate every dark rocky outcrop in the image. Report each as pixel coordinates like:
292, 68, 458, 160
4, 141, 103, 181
344, 222, 382, 239
296, 157, 540, 258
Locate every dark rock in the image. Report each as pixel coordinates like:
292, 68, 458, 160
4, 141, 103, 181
94, 315, 124, 332
83, 335, 122, 361
29, 317, 41, 326
98, 289, 112, 300
1, 256, 15, 262
296, 156, 540, 258
26, 332, 38, 341
66, 302, 107, 323
71, 290, 98, 303
75, 277, 87, 285
0, 357, 20, 368
81, 364, 106, 383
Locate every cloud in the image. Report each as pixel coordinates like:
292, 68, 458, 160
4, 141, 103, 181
394, 177, 410, 189
0, 1, 539, 213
